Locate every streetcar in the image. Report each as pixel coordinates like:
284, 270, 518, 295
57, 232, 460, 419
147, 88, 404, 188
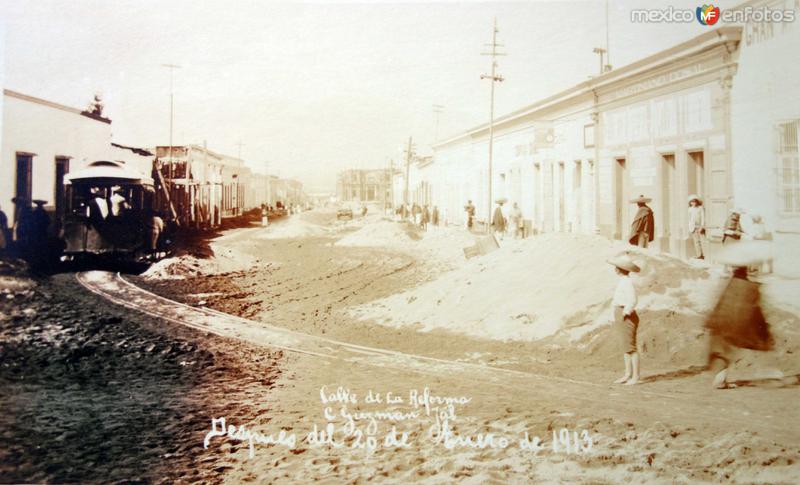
61, 160, 159, 260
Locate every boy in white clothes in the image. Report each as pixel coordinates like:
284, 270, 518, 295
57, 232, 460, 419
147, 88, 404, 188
608, 255, 641, 385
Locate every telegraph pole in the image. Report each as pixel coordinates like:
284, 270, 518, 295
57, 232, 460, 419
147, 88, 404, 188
236, 141, 245, 159
605, 0, 612, 72
432, 104, 445, 142
389, 158, 395, 211
403, 136, 414, 205
480, 18, 505, 234
592, 47, 606, 75
162, 63, 181, 177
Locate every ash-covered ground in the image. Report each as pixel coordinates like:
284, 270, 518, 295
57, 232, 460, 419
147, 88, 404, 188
2, 209, 800, 484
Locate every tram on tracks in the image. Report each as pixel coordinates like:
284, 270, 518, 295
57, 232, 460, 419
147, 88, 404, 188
61, 160, 161, 261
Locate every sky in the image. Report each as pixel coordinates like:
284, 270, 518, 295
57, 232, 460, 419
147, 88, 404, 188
0, 0, 742, 192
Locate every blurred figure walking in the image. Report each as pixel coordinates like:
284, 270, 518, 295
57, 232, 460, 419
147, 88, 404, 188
706, 242, 774, 389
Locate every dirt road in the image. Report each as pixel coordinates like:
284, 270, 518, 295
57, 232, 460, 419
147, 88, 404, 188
129, 212, 799, 483
3, 211, 799, 483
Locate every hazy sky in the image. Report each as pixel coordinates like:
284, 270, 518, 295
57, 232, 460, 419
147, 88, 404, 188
1, 0, 740, 192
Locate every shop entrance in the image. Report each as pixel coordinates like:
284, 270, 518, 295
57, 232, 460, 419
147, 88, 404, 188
687, 151, 705, 200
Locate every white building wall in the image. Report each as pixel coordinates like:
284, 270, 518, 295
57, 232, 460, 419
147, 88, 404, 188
730, 0, 800, 276
1, 91, 112, 224
431, 98, 595, 234
0, 24, 5, 197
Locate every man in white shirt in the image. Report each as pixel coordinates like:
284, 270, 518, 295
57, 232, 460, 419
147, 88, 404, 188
688, 195, 705, 259
609, 255, 641, 385
87, 187, 109, 224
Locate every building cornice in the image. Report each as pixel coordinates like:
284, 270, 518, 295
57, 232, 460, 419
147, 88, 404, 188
433, 26, 742, 150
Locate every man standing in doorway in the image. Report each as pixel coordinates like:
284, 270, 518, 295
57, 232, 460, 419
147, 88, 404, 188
628, 195, 654, 248
688, 195, 705, 259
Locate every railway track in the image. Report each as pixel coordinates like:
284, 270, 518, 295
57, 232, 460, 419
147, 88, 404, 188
75, 270, 800, 443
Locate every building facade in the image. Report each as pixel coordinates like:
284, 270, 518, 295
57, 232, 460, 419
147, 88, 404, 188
428, 27, 744, 261
1, 89, 112, 227
593, 27, 741, 259
269, 176, 305, 208
336, 168, 392, 206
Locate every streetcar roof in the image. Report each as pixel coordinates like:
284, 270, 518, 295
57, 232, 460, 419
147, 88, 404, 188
64, 160, 154, 186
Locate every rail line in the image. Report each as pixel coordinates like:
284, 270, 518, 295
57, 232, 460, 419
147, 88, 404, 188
76, 270, 800, 442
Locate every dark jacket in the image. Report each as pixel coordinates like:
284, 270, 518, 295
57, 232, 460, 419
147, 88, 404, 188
628, 205, 655, 244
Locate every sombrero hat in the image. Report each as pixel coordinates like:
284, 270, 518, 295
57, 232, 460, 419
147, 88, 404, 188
688, 194, 702, 204
715, 240, 771, 266
607, 255, 641, 273
629, 194, 651, 204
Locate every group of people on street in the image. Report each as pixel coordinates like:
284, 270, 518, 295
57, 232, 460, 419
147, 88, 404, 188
612, 192, 775, 389
398, 202, 440, 231
491, 200, 524, 240
628, 193, 770, 264
459, 199, 525, 239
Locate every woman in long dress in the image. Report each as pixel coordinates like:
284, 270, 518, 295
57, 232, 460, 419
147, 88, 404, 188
705, 261, 773, 389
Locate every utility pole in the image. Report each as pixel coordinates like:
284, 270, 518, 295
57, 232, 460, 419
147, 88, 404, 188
593, 2, 612, 75
432, 104, 445, 142
403, 136, 415, 205
605, 0, 612, 72
389, 158, 395, 211
162, 63, 181, 178
236, 141, 245, 159
592, 47, 606, 76
480, 18, 506, 234
264, 160, 272, 205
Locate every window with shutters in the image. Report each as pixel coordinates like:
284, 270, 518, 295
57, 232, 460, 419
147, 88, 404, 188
779, 120, 800, 214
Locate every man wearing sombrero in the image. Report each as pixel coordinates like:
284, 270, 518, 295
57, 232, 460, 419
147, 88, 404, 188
628, 195, 654, 248
608, 254, 642, 385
